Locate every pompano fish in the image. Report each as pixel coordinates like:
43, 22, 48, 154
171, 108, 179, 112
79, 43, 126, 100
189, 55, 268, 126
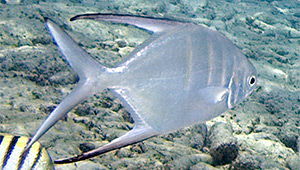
26, 13, 257, 163
0, 133, 53, 170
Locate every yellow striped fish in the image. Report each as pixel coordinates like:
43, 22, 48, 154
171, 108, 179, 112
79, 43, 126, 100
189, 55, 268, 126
0, 133, 53, 170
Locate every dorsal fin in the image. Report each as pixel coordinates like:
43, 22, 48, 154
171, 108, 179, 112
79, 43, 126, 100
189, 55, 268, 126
70, 13, 187, 33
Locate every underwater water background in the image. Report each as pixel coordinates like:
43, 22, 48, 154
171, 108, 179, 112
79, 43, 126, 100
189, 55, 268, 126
0, 0, 300, 169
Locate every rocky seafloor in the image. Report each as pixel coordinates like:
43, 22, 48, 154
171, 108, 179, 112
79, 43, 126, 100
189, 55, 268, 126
0, 0, 300, 169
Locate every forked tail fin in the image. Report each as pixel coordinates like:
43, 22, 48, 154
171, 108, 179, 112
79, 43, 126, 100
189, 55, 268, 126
25, 18, 107, 150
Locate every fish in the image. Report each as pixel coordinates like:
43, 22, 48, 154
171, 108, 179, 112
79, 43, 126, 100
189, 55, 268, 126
0, 133, 53, 170
25, 13, 257, 163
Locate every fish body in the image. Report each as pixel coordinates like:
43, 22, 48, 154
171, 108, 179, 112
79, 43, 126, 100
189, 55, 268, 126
109, 22, 255, 132
0, 133, 53, 170
26, 14, 257, 163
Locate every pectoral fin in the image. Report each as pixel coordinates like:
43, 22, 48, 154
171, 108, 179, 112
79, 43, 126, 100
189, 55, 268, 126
198, 86, 229, 104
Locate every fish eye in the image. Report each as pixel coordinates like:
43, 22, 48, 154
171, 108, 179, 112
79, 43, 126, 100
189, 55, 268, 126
248, 75, 256, 86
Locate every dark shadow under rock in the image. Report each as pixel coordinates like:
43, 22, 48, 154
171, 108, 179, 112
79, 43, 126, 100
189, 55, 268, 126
207, 122, 239, 165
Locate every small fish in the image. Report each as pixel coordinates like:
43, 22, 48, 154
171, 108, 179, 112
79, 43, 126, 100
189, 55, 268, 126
0, 133, 53, 170
26, 13, 257, 163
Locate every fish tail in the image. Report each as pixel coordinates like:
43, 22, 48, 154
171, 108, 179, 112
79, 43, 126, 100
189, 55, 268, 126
26, 18, 108, 150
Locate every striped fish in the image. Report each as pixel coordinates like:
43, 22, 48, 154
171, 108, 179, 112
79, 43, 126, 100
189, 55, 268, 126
0, 133, 53, 170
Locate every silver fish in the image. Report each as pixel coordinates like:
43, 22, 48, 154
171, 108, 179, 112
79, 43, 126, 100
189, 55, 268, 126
0, 133, 53, 170
26, 14, 257, 163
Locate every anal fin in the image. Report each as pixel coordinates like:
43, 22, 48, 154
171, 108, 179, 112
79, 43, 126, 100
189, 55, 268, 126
54, 125, 157, 164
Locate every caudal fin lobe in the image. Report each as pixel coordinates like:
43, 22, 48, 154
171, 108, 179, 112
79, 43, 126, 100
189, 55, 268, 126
26, 18, 107, 150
